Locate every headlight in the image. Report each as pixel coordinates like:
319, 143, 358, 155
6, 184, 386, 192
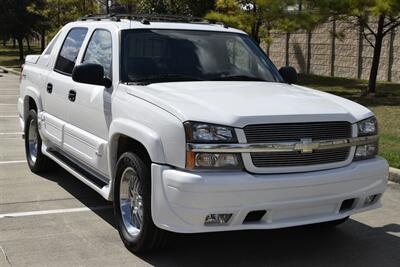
357, 117, 378, 136
354, 116, 378, 160
184, 122, 237, 143
184, 122, 242, 169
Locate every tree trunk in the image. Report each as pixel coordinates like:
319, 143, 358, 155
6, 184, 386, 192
266, 29, 271, 56
12, 38, 16, 48
357, 24, 364, 79
26, 38, 31, 51
307, 30, 312, 74
40, 30, 46, 52
250, 4, 261, 44
368, 14, 385, 94
285, 32, 290, 66
330, 19, 336, 77
57, 0, 61, 27
82, 0, 86, 14
251, 18, 262, 44
17, 37, 24, 61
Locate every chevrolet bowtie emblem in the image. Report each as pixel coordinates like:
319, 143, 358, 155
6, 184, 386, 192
295, 138, 319, 153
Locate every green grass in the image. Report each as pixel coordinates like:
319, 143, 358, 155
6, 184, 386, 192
299, 74, 400, 168
0, 44, 42, 70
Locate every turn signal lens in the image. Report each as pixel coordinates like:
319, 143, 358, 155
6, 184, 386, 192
186, 152, 242, 169
354, 143, 378, 160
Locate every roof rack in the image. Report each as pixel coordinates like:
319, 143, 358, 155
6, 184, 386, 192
79, 13, 228, 28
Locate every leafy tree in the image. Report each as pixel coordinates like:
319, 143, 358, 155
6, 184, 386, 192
206, 0, 297, 44
307, 0, 400, 94
34, 0, 98, 50
0, 0, 46, 60
135, 0, 215, 16
97, 0, 111, 13
42, 0, 98, 28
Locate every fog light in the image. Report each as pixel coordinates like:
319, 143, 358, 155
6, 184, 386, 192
364, 194, 379, 205
354, 143, 378, 160
205, 213, 232, 225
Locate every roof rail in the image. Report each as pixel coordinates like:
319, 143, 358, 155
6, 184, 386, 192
79, 13, 228, 27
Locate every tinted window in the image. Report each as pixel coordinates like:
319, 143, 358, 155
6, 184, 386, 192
83, 30, 112, 78
121, 30, 282, 83
54, 28, 88, 75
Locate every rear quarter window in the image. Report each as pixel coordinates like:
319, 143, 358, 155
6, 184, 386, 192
54, 28, 88, 75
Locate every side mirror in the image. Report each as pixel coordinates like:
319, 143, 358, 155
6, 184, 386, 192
279, 66, 298, 84
72, 63, 112, 88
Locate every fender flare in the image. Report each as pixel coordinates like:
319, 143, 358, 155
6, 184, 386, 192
23, 86, 43, 119
108, 118, 167, 198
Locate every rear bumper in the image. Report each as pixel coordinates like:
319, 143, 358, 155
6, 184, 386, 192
151, 157, 388, 233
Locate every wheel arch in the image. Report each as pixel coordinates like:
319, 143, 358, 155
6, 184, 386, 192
23, 87, 43, 123
108, 119, 167, 200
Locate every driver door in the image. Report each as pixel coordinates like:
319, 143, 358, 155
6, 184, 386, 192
63, 29, 114, 177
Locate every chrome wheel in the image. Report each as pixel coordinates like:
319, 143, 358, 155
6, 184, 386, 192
28, 118, 38, 164
119, 167, 143, 237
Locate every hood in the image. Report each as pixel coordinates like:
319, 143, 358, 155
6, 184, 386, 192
124, 81, 373, 127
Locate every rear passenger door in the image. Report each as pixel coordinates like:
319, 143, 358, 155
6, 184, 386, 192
64, 29, 113, 177
42, 27, 88, 147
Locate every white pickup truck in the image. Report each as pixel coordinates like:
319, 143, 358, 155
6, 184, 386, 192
18, 14, 388, 252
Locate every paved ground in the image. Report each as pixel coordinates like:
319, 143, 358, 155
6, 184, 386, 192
0, 72, 399, 267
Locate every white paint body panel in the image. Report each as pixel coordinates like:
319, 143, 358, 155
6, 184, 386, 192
151, 157, 388, 233
126, 81, 373, 127
18, 19, 389, 232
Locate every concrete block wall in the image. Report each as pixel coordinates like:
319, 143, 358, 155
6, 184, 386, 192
392, 28, 400, 81
267, 20, 399, 83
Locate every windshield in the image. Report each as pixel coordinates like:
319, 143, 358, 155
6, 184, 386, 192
121, 29, 282, 84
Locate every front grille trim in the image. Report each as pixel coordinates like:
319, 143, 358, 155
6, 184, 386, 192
251, 148, 351, 168
244, 121, 353, 169
244, 121, 352, 143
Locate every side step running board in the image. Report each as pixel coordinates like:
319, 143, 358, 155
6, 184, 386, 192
43, 149, 112, 200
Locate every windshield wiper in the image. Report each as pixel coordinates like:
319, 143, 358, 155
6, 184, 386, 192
127, 74, 204, 85
211, 75, 267, 82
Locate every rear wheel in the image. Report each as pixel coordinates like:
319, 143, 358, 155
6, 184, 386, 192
114, 152, 169, 253
24, 109, 51, 173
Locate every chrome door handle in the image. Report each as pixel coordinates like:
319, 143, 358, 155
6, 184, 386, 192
68, 90, 76, 102
47, 83, 53, 94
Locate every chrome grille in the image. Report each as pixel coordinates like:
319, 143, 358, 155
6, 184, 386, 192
244, 121, 352, 143
251, 148, 350, 167
244, 122, 352, 168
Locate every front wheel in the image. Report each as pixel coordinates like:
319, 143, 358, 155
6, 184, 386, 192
114, 152, 169, 253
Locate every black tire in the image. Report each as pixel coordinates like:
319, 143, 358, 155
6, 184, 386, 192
311, 216, 349, 229
114, 152, 169, 253
24, 109, 52, 173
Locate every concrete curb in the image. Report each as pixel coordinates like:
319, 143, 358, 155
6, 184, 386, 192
389, 167, 400, 183
0, 66, 20, 75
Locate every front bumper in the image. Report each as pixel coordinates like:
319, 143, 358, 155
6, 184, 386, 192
151, 157, 388, 233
